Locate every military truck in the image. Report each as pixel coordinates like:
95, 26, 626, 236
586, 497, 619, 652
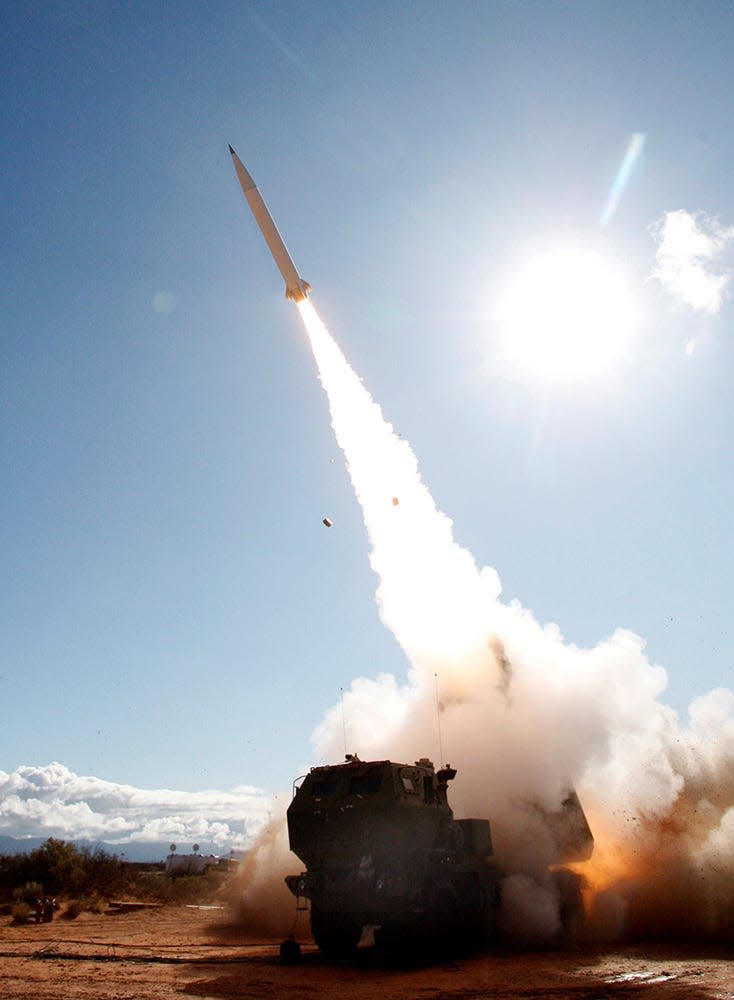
284, 755, 503, 955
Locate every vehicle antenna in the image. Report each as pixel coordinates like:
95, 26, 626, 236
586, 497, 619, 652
340, 687, 347, 757
435, 673, 445, 767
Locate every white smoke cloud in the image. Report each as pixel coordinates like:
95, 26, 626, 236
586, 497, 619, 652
0, 762, 272, 849
650, 209, 734, 314
301, 301, 679, 823
278, 299, 734, 942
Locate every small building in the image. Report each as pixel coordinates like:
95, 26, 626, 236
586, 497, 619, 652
165, 852, 219, 876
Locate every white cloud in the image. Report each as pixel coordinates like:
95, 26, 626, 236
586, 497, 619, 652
0, 763, 272, 850
650, 209, 734, 314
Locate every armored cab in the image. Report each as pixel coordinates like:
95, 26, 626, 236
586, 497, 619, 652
285, 756, 502, 956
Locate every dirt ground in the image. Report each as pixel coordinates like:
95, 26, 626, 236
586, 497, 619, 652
1, 905, 732, 1000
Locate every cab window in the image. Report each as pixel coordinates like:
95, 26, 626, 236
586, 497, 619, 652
348, 771, 382, 795
399, 769, 419, 794
311, 779, 337, 796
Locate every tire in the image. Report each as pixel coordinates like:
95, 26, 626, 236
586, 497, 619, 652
310, 906, 362, 958
552, 868, 585, 943
431, 886, 462, 952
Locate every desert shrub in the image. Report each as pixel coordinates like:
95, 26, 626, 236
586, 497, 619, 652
30, 839, 86, 895
0, 841, 230, 908
165, 875, 212, 905
81, 846, 127, 894
63, 899, 84, 920
0, 840, 128, 903
13, 881, 43, 905
11, 902, 32, 925
0, 853, 28, 898
169, 867, 233, 905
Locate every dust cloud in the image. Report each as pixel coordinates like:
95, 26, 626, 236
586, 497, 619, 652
233, 300, 734, 944
230, 805, 300, 938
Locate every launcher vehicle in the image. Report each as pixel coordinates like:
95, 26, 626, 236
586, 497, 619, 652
285, 755, 593, 956
286, 756, 490, 955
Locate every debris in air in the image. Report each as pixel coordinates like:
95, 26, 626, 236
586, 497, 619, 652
323, 517, 333, 527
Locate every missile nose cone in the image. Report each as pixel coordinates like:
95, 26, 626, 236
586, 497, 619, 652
229, 146, 256, 192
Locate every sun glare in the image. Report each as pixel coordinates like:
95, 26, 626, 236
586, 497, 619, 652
496, 249, 637, 380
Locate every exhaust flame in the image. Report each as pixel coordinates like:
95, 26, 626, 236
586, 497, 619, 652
234, 299, 734, 943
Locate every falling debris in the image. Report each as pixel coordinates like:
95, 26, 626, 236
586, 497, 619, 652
322, 517, 333, 527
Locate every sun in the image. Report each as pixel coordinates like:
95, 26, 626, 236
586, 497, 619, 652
496, 249, 638, 381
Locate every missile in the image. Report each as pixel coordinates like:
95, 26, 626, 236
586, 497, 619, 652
228, 145, 311, 302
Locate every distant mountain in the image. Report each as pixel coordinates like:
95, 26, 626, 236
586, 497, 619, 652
0, 835, 241, 863
0, 835, 49, 855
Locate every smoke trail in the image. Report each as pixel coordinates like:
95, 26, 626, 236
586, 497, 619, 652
236, 300, 734, 943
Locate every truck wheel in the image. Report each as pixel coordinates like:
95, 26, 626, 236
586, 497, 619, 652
374, 924, 423, 957
432, 886, 461, 951
552, 868, 585, 942
310, 906, 362, 958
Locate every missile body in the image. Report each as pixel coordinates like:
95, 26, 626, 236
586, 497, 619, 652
229, 145, 311, 302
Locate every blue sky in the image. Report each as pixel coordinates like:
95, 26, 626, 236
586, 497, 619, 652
2, 2, 734, 844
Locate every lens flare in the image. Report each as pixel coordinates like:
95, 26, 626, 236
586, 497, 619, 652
601, 133, 646, 227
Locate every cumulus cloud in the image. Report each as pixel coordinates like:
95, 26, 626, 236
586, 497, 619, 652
0, 763, 272, 849
650, 209, 734, 314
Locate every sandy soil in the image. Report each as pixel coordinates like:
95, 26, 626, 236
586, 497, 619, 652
1, 906, 732, 1000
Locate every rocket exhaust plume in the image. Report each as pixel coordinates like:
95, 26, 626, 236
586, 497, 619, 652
294, 299, 734, 943
233, 299, 734, 940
